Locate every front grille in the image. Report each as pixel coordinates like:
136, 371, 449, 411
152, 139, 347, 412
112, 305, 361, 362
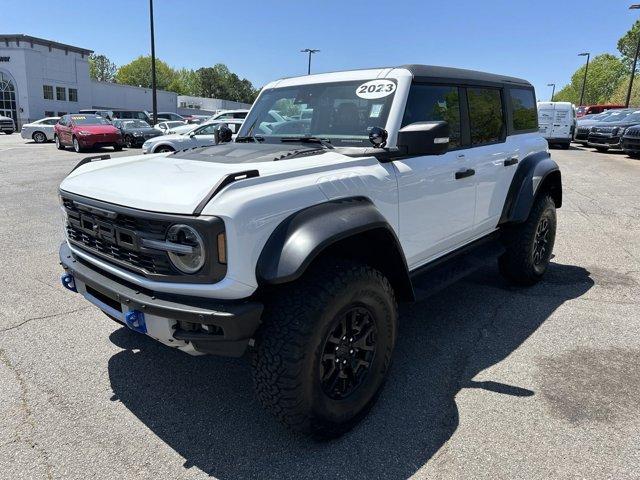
0, 120, 13, 126
625, 128, 640, 138
63, 197, 174, 276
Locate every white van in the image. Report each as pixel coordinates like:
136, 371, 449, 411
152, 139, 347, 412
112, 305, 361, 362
537, 101, 576, 149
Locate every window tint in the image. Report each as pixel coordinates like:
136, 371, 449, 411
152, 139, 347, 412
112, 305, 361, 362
402, 85, 461, 148
467, 87, 504, 145
509, 88, 537, 131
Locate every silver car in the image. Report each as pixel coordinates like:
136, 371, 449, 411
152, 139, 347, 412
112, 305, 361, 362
20, 117, 60, 143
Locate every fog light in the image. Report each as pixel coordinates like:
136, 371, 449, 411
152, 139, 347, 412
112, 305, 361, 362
61, 273, 77, 292
124, 310, 146, 334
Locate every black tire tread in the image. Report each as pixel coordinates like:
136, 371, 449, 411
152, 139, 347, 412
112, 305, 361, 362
499, 194, 555, 286
251, 260, 396, 437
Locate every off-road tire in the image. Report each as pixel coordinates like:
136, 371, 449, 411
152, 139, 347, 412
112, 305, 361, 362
499, 194, 556, 286
252, 260, 397, 438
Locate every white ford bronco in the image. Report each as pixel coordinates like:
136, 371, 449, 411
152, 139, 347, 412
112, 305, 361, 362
58, 65, 561, 437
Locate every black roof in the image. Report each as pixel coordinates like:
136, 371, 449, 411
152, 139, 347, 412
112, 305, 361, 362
400, 64, 532, 87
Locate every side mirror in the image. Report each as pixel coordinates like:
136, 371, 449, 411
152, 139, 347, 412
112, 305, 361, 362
397, 121, 450, 156
214, 124, 233, 143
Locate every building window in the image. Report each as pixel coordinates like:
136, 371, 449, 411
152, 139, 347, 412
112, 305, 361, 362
57, 112, 67, 116
44, 111, 55, 117
179, 101, 187, 108
43, 85, 53, 100
68, 88, 78, 102
56, 87, 66, 101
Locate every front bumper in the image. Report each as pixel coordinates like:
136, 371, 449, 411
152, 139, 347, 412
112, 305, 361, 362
622, 137, 640, 153
78, 135, 124, 148
59, 242, 263, 357
587, 134, 622, 150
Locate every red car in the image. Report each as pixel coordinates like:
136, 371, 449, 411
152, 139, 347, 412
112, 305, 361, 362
54, 114, 123, 153
576, 104, 625, 118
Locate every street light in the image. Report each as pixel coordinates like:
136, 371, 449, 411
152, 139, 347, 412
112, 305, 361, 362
149, 0, 158, 125
578, 52, 590, 107
547, 83, 556, 101
300, 48, 320, 75
625, 4, 640, 107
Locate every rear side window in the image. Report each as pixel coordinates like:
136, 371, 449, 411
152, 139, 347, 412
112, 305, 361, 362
402, 84, 461, 148
509, 88, 537, 131
467, 87, 504, 145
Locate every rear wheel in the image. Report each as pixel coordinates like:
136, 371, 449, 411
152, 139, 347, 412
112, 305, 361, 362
124, 135, 133, 148
252, 260, 397, 438
499, 194, 557, 286
32, 131, 47, 143
55, 135, 65, 150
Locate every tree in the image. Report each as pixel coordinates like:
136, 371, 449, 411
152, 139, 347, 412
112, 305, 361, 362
554, 54, 627, 105
89, 54, 117, 82
196, 64, 258, 103
115, 56, 177, 90
618, 20, 640, 67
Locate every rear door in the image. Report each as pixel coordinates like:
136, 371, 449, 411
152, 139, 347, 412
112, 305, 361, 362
537, 104, 554, 139
551, 105, 572, 140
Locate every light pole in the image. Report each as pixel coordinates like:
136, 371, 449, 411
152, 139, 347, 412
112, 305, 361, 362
625, 4, 640, 107
149, 0, 158, 125
578, 52, 590, 107
300, 48, 320, 75
547, 83, 556, 101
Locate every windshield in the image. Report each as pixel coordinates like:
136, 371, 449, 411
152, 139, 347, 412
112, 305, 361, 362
622, 111, 640, 123
124, 120, 151, 128
601, 111, 632, 122
238, 79, 397, 146
70, 115, 110, 125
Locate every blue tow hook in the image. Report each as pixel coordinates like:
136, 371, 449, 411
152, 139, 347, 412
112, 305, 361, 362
61, 273, 77, 292
125, 310, 147, 334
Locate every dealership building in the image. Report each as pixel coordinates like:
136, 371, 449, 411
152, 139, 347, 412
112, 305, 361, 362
0, 34, 250, 128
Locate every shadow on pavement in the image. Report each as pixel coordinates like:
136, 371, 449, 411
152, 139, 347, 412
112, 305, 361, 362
108, 262, 593, 479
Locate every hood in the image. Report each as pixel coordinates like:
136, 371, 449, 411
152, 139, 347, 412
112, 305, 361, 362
59, 143, 338, 214
73, 124, 119, 134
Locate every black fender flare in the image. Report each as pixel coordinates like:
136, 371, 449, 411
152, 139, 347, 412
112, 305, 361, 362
499, 151, 562, 225
256, 197, 413, 298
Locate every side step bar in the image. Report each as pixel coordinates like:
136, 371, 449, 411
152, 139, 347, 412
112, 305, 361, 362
410, 234, 505, 301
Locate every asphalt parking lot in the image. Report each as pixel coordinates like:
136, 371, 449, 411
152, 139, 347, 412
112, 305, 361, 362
0, 134, 639, 480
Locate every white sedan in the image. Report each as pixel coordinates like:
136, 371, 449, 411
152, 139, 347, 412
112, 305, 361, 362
20, 117, 60, 143
142, 119, 243, 154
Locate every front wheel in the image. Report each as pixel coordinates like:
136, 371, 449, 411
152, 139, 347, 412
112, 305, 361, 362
55, 135, 65, 150
72, 137, 83, 153
252, 260, 397, 438
113, 145, 123, 152
4, 131, 12, 135
124, 135, 133, 148
155, 145, 174, 153
499, 194, 557, 285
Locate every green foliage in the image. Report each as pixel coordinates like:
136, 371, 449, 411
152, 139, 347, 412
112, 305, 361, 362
618, 20, 640, 67
115, 56, 178, 90
554, 54, 627, 105
608, 75, 640, 106
197, 64, 258, 104
112, 56, 257, 103
88, 54, 117, 82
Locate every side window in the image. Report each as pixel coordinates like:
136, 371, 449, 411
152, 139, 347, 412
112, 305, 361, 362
217, 113, 231, 120
195, 124, 216, 135
467, 87, 504, 145
402, 84, 461, 149
509, 88, 537, 132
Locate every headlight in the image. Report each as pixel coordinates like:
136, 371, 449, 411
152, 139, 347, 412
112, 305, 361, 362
77, 130, 92, 136
166, 224, 205, 273
133, 132, 142, 136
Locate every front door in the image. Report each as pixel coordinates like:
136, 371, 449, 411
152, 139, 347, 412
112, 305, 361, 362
394, 84, 477, 268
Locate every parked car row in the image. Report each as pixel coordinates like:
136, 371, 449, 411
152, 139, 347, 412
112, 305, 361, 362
574, 107, 640, 158
0, 115, 15, 134
15, 111, 246, 154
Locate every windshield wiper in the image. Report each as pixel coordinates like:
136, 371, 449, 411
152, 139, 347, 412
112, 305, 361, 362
235, 135, 264, 143
280, 136, 334, 149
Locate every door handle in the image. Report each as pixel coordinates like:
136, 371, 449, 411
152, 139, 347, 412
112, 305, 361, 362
504, 157, 518, 166
455, 168, 475, 180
